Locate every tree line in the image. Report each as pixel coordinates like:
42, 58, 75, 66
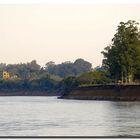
0, 59, 92, 93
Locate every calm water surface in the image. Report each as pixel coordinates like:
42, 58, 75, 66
0, 96, 140, 136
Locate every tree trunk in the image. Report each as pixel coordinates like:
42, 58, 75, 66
127, 72, 133, 84
124, 71, 128, 84
121, 71, 124, 84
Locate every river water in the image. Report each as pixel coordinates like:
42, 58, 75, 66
0, 96, 140, 136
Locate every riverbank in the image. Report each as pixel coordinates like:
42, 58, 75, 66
0, 90, 60, 96
59, 84, 140, 101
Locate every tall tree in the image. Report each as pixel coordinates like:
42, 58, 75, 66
45, 59, 92, 78
102, 20, 140, 84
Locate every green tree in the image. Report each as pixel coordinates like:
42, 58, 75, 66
102, 20, 140, 84
5, 60, 41, 80
45, 58, 92, 78
59, 76, 79, 95
77, 69, 112, 85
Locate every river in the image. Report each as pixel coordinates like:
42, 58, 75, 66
0, 96, 140, 136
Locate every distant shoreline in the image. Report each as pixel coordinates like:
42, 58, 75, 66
59, 84, 140, 101
0, 90, 60, 96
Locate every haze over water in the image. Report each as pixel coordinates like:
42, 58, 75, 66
0, 96, 140, 136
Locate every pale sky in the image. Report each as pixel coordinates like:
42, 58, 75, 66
0, 3, 140, 67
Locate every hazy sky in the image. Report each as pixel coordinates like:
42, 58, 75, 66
0, 3, 140, 67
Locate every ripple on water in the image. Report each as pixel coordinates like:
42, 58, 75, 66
0, 96, 139, 136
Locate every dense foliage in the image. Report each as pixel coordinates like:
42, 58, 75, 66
45, 58, 92, 78
77, 69, 112, 86
0, 58, 92, 93
59, 76, 79, 95
0, 76, 58, 92
102, 20, 140, 84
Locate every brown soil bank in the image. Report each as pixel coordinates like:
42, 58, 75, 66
59, 84, 140, 101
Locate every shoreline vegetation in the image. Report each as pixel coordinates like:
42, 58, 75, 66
59, 20, 140, 100
1, 20, 140, 100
